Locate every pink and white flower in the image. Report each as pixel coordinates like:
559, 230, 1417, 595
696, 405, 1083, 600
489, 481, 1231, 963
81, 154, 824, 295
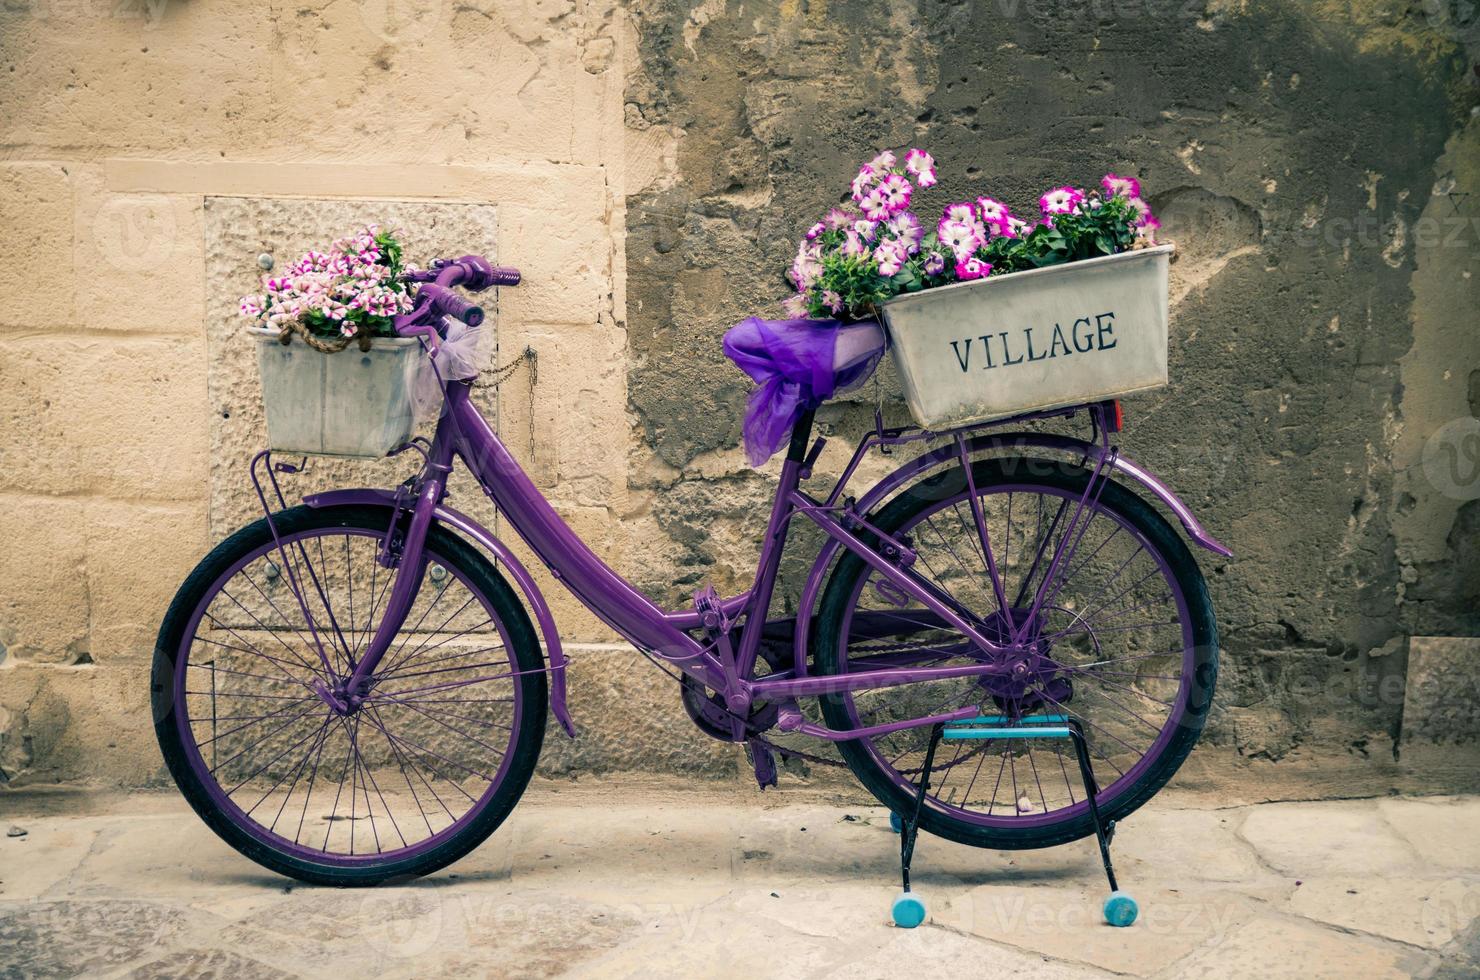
874, 239, 908, 277
823, 208, 853, 230
843, 231, 870, 258
791, 240, 823, 289
865, 149, 897, 172
923, 251, 947, 276
851, 165, 877, 202
938, 219, 983, 261
941, 202, 977, 226
859, 186, 893, 222
239, 295, 264, 317
955, 256, 992, 281
781, 293, 810, 317
1003, 216, 1031, 238
1136, 215, 1161, 242
904, 148, 936, 187
885, 211, 923, 253
1039, 186, 1086, 217
852, 219, 879, 242
878, 173, 913, 214
975, 197, 1011, 224
1125, 196, 1156, 226
1101, 173, 1140, 199
822, 289, 843, 313
805, 221, 826, 240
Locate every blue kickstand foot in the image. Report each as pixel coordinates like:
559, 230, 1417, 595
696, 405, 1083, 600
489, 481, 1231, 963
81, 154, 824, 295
1103, 890, 1138, 927
892, 891, 927, 928
889, 811, 903, 834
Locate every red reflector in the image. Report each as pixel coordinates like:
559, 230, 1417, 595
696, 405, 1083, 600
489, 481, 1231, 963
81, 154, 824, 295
1109, 400, 1124, 432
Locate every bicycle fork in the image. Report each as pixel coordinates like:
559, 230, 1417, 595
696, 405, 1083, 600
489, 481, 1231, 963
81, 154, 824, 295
314, 459, 451, 714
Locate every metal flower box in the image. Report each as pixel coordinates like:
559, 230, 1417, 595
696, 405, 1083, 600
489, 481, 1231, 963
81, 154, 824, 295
880, 244, 1173, 429
252, 328, 422, 459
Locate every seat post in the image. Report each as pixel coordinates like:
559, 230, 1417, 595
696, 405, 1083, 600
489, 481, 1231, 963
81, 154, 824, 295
787, 408, 816, 463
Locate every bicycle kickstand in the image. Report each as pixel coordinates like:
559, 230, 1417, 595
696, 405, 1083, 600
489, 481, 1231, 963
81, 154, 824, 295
889, 722, 943, 928
1067, 719, 1137, 927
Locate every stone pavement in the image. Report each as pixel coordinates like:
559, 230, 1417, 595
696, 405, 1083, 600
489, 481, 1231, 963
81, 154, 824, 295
2, 782, 1477, 979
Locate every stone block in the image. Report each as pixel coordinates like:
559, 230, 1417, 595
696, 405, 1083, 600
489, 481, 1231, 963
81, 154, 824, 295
0, 3, 273, 152
0, 494, 89, 665
71, 166, 204, 333
84, 499, 208, 663
0, 163, 73, 325
0, 334, 209, 499
1169, 913, 1433, 978
1238, 800, 1419, 876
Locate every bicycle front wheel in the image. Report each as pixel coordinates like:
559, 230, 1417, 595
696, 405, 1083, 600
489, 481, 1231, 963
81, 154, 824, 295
814, 457, 1217, 849
152, 504, 547, 885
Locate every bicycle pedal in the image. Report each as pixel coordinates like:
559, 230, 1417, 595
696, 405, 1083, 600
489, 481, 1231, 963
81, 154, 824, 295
746, 741, 778, 790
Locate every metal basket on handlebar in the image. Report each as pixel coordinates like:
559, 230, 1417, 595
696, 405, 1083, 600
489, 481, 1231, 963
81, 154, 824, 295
252, 327, 424, 459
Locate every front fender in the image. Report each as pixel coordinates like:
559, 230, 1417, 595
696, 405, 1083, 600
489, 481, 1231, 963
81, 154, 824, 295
304, 488, 575, 737
794, 433, 1231, 677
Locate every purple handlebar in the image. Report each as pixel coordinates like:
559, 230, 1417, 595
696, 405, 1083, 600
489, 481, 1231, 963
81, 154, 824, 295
420, 283, 484, 327
394, 253, 518, 346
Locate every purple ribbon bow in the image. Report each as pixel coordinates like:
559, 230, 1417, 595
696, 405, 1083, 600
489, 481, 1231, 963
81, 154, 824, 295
723, 316, 887, 466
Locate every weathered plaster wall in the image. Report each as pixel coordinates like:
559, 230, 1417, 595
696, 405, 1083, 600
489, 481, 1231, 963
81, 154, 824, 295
621, 0, 1480, 795
1, 0, 1476, 796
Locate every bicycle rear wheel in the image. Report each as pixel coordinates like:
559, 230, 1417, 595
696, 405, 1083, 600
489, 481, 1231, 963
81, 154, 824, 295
814, 457, 1217, 849
152, 504, 547, 885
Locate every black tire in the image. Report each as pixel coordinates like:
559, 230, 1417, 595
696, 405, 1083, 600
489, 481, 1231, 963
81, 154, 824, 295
152, 504, 547, 886
814, 458, 1217, 850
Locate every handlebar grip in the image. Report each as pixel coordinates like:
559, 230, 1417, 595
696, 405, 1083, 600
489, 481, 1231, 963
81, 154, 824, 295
420, 283, 484, 328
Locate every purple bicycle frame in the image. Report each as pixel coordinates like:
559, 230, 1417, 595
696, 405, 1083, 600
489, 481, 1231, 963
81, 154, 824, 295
297, 381, 1229, 742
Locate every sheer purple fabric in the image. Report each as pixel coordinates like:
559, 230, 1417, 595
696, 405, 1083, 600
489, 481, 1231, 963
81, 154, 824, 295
723, 316, 887, 466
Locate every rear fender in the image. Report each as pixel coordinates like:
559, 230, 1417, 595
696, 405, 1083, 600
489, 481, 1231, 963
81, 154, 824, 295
304, 488, 575, 737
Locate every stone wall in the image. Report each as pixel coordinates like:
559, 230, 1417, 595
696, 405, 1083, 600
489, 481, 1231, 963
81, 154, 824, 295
1, 0, 1477, 796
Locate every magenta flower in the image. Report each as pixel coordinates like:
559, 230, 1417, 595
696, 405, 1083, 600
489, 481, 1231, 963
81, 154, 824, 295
1136, 214, 1161, 242
878, 173, 913, 214
955, 256, 992, 281
938, 219, 983, 261
860, 186, 892, 222
975, 197, 1011, 224
805, 222, 826, 240
822, 289, 843, 313
239, 295, 265, 317
923, 251, 946, 276
885, 212, 923, 253
851, 165, 877, 203
1040, 186, 1086, 216
865, 149, 897, 172
843, 231, 870, 258
853, 219, 879, 242
1101, 173, 1141, 199
904, 148, 936, 187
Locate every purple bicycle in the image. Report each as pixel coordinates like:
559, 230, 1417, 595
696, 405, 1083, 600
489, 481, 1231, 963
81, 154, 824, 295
153, 253, 1223, 921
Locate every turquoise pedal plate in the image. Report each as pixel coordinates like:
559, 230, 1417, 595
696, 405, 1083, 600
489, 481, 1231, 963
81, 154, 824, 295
942, 714, 1073, 740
